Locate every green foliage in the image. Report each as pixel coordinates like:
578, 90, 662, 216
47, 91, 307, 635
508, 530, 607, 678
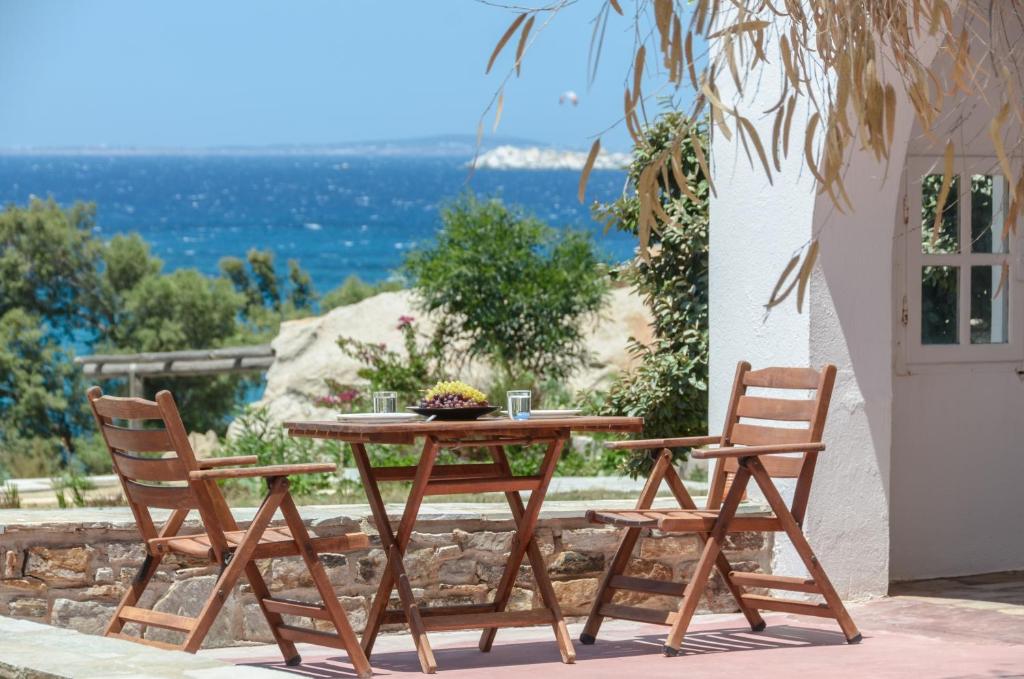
0, 482, 20, 509
0, 198, 103, 331
334, 316, 448, 406
288, 259, 316, 311
320, 274, 403, 311
0, 198, 322, 474
595, 113, 710, 478
52, 468, 95, 508
404, 195, 608, 383
0, 308, 90, 444
217, 407, 345, 498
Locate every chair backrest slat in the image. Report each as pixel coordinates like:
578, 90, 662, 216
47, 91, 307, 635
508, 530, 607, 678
729, 422, 811, 447
91, 396, 164, 421
707, 362, 837, 522
112, 451, 187, 483
735, 395, 816, 422
87, 386, 232, 556
721, 454, 803, 477
102, 424, 175, 454
123, 479, 198, 510
742, 367, 821, 389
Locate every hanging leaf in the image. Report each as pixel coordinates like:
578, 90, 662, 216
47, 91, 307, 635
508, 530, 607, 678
708, 20, 770, 39
766, 254, 801, 309
578, 139, 601, 204
931, 141, 955, 246
796, 240, 819, 313
486, 13, 527, 74
514, 15, 535, 76
493, 89, 504, 132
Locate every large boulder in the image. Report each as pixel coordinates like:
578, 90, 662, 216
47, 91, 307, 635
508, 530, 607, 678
252, 288, 652, 425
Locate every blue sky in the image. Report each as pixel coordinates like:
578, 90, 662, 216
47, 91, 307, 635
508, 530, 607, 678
0, 1, 688, 152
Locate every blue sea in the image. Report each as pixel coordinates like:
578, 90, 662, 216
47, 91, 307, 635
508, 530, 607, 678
0, 154, 633, 292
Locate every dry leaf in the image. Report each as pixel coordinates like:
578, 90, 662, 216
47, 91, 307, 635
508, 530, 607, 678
578, 139, 601, 204
796, 241, 819, 313
515, 15, 535, 76
486, 13, 527, 74
493, 89, 504, 132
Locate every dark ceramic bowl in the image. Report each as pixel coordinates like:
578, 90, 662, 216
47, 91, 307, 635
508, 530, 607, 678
407, 405, 499, 421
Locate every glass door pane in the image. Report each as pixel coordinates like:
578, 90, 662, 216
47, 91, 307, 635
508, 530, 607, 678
922, 265, 959, 344
970, 175, 1009, 254
970, 265, 1009, 344
921, 174, 960, 254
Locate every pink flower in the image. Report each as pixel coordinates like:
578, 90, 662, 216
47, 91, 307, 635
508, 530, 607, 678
397, 315, 415, 329
317, 389, 360, 407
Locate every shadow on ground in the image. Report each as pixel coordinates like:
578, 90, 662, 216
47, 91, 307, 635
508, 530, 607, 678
890, 571, 1024, 606
242, 625, 850, 678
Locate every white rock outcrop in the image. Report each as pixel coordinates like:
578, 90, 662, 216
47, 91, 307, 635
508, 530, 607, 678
473, 145, 631, 171
252, 288, 652, 425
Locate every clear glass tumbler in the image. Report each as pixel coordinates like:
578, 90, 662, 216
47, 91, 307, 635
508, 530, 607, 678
506, 390, 532, 421
372, 391, 398, 414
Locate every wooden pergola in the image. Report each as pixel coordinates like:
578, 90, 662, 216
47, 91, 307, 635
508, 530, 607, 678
75, 345, 275, 397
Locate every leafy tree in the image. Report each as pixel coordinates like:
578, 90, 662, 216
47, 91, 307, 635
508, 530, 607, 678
0, 198, 323, 473
0, 308, 90, 475
404, 195, 608, 382
247, 249, 280, 311
0, 200, 103, 475
321, 275, 403, 311
596, 113, 710, 477
0, 198, 102, 332
287, 259, 316, 311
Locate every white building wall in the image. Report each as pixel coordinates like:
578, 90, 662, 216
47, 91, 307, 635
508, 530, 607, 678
709, 24, 944, 597
889, 25, 1024, 579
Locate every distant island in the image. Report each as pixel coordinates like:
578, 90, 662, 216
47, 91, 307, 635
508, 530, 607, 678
0, 137, 632, 167
473, 145, 631, 170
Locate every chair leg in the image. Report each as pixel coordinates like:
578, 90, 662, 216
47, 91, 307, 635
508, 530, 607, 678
580, 525, 643, 644
663, 465, 751, 655
747, 459, 861, 643
244, 563, 301, 666
104, 551, 164, 637
183, 478, 288, 653
660, 463, 766, 632
279, 492, 373, 678
582, 450, 674, 645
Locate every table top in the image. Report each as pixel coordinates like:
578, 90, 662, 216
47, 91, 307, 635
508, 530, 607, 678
285, 415, 643, 443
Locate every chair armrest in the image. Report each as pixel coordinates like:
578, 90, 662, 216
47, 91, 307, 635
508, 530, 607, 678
189, 463, 337, 481
691, 442, 825, 460
196, 455, 259, 469
605, 435, 721, 450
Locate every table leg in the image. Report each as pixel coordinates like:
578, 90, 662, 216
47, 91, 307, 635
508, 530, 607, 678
353, 438, 440, 673
478, 437, 567, 657
487, 445, 575, 663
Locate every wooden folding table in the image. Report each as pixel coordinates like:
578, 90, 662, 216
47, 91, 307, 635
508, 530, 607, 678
285, 416, 643, 673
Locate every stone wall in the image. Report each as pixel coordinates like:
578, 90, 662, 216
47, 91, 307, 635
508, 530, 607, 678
0, 502, 772, 647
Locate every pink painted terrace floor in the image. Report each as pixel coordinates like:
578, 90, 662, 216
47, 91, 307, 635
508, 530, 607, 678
203, 572, 1024, 678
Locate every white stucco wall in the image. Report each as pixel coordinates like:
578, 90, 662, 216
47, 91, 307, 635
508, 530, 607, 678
888, 20, 1024, 580
709, 21, 943, 597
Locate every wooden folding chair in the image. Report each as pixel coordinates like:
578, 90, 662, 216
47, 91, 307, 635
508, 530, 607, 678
87, 387, 372, 678
580, 361, 861, 656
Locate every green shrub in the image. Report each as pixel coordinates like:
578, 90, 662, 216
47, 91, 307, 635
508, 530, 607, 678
594, 113, 710, 478
321, 275, 403, 311
333, 316, 448, 406
216, 407, 346, 499
0, 198, 323, 471
404, 195, 608, 383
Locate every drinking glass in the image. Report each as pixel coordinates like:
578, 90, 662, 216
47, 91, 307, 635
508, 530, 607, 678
372, 391, 398, 414
506, 390, 532, 421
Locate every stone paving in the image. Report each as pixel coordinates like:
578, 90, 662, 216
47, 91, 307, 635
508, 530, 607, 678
200, 571, 1024, 679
